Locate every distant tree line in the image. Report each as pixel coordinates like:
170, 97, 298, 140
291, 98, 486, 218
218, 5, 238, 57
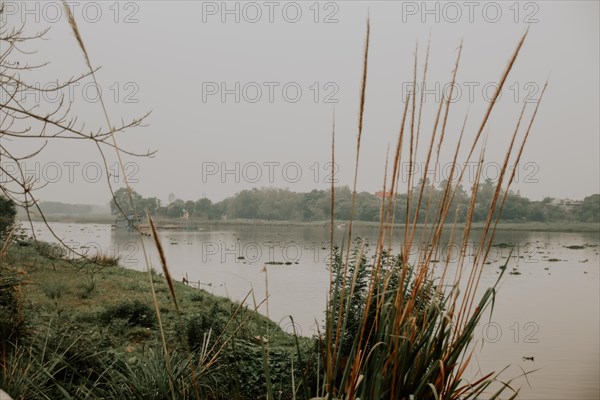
38, 202, 93, 215
109, 184, 600, 224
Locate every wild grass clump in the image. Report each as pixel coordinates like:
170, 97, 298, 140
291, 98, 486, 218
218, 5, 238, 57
1, 345, 63, 399
322, 242, 513, 399
1, 325, 124, 399
108, 348, 201, 400
90, 252, 120, 267
78, 274, 97, 298
327, 243, 430, 360
314, 21, 546, 400
42, 281, 67, 300
1, 330, 200, 400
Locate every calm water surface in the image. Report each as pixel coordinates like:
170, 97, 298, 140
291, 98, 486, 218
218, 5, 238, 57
25, 221, 600, 400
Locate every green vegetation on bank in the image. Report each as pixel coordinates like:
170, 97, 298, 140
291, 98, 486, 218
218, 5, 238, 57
0, 238, 316, 399
110, 186, 600, 225
21, 215, 599, 233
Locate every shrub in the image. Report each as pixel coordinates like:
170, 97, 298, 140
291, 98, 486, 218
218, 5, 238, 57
78, 274, 97, 299
42, 281, 67, 299
34, 241, 67, 260
0, 271, 26, 352
101, 300, 155, 328
186, 302, 225, 350
0, 196, 16, 238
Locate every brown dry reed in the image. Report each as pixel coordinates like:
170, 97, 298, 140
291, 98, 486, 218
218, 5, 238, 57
321, 20, 547, 400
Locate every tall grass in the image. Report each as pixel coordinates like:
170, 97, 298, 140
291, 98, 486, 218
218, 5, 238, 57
318, 22, 546, 400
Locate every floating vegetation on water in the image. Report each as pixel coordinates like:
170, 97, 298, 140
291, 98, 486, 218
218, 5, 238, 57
510, 269, 522, 275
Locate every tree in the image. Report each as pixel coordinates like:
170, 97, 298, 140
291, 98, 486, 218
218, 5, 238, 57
110, 188, 143, 216
0, 196, 16, 237
575, 194, 600, 222
502, 192, 530, 221
302, 189, 328, 221
355, 191, 380, 221
194, 198, 212, 218
166, 199, 185, 219
473, 179, 496, 222
208, 200, 227, 220
141, 197, 161, 216
333, 186, 353, 220
185, 201, 196, 218
527, 203, 546, 222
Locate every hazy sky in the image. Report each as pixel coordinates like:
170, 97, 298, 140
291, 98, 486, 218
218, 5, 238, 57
2, 0, 599, 206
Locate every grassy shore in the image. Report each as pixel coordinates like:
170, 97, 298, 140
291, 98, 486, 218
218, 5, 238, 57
1, 240, 314, 399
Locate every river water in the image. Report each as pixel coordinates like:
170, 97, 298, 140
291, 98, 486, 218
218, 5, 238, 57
23, 221, 600, 400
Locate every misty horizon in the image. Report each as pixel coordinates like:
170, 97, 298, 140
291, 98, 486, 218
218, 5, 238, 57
1, 1, 598, 205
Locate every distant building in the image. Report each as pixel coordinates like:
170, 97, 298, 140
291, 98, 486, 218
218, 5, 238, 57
550, 198, 581, 212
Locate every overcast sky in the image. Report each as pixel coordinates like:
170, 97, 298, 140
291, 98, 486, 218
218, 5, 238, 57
3, 0, 599, 206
